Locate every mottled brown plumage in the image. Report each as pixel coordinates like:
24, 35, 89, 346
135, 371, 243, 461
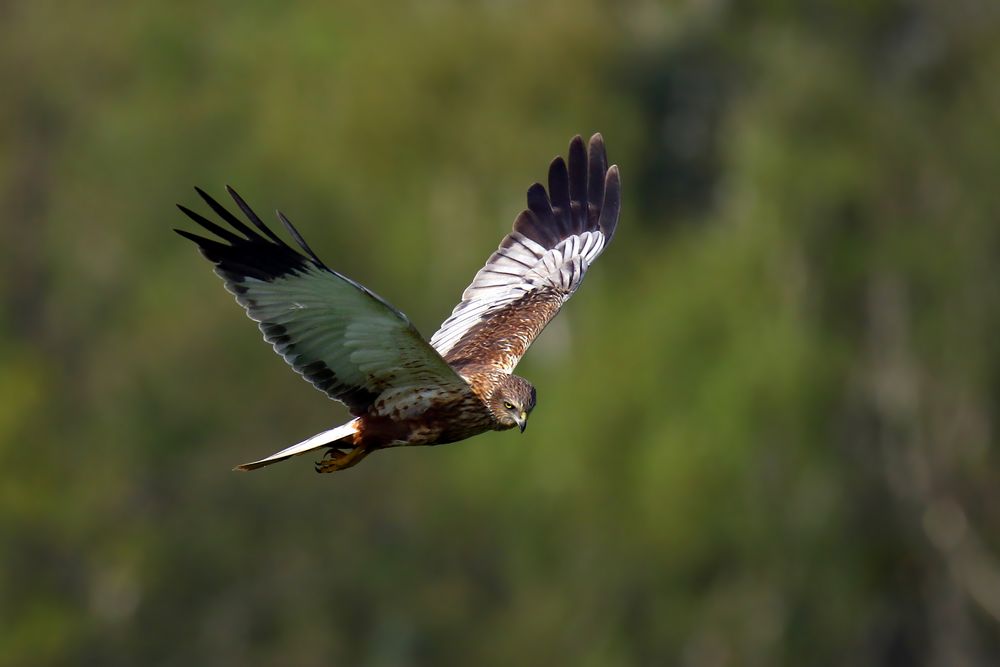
443, 291, 562, 373
176, 134, 620, 473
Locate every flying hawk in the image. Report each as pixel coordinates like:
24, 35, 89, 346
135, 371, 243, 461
176, 134, 620, 473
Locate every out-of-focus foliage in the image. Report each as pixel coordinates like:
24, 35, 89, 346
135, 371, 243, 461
3, 0, 1000, 664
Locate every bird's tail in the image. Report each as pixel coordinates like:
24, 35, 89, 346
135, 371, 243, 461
234, 418, 361, 471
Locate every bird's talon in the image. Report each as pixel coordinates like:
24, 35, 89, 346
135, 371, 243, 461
314, 445, 369, 473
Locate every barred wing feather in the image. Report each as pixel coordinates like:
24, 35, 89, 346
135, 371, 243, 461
430, 133, 621, 373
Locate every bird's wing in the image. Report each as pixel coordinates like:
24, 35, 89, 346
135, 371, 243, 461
176, 187, 473, 416
429, 133, 621, 373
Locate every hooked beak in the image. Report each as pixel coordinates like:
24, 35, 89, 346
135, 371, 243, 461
516, 411, 528, 433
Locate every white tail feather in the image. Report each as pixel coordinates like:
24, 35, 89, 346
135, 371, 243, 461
234, 418, 360, 471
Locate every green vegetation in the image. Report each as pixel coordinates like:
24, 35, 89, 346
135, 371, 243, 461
3, 1, 1000, 664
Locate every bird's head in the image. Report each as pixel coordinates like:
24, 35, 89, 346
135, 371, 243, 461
490, 375, 537, 433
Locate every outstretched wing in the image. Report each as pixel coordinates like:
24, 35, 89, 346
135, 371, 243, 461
176, 187, 473, 416
430, 133, 621, 373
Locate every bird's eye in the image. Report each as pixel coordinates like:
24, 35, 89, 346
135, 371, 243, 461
503, 401, 515, 410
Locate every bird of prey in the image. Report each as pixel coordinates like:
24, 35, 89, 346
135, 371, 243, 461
176, 133, 620, 473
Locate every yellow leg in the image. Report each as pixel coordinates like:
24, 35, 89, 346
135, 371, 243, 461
314, 445, 371, 474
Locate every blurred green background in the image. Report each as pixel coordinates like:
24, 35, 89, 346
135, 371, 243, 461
4, 0, 1000, 665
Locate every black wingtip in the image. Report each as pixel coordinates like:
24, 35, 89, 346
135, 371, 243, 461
192, 186, 224, 216
276, 210, 326, 268
567, 134, 588, 208
177, 187, 318, 282
587, 134, 608, 222
192, 186, 259, 239
515, 183, 563, 247
510, 133, 620, 248
598, 164, 621, 241
587, 133, 607, 167
526, 182, 553, 220
606, 164, 621, 185
224, 186, 289, 246
547, 156, 570, 213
